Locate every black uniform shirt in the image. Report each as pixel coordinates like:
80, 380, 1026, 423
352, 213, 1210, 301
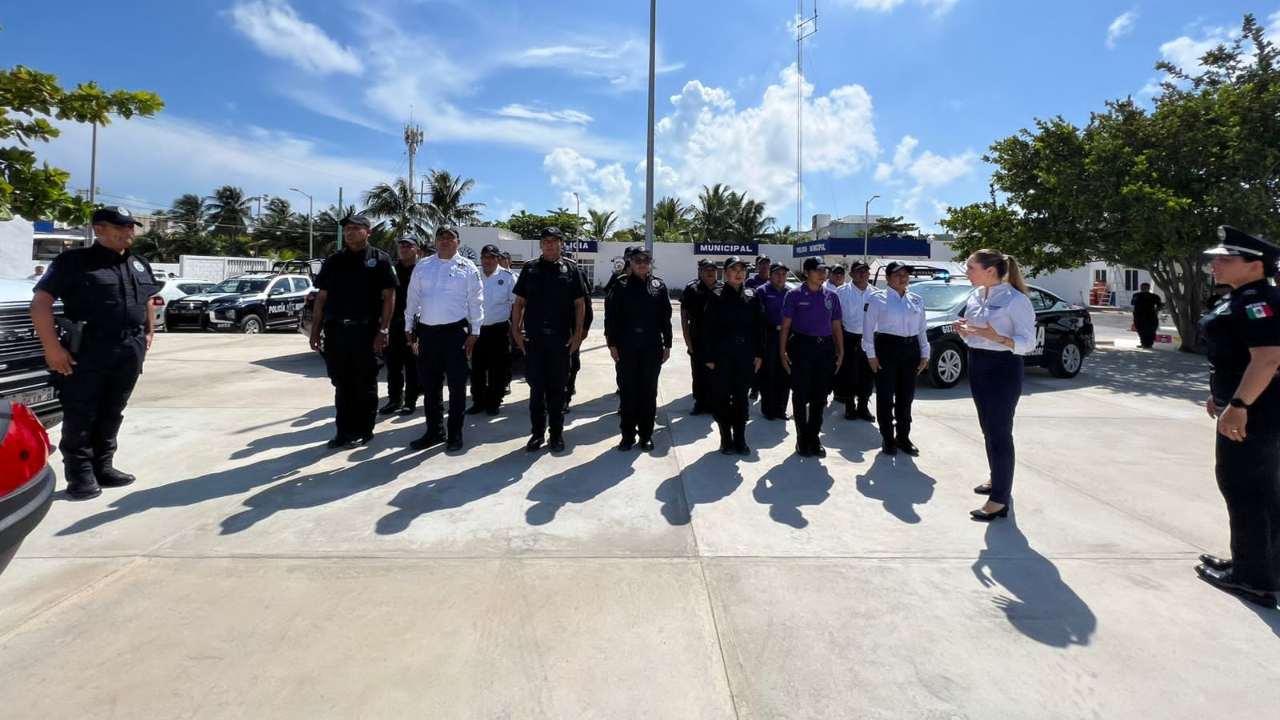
1202, 279, 1280, 405
680, 279, 717, 331
35, 242, 159, 331
512, 256, 585, 338
699, 283, 765, 361
604, 274, 673, 349
567, 259, 594, 331
1132, 291, 1163, 324
391, 261, 416, 328
314, 244, 397, 323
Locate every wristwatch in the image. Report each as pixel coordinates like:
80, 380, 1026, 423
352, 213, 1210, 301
1229, 397, 1251, 409
378, 328, 390, 336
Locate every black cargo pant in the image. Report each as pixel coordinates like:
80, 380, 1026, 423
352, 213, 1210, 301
323, 322, 379, 441
471, 322, 510, 412
689, 335, 714, 412
384, 320, 419, 405
835, 331, 874, 408
873, 334, 923, 444
713, 349, 755, 443
57, 333, 144, 481
416, 320, 470, 441
1135, 316, 1158, 348
788, 333, 836, 446
526, 333, 571, 439
1215, 397, 1280, 592
760, 327, 789, 418
618, 343, 663, 441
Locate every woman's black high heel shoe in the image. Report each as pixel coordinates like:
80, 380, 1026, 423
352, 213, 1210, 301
970, 505, 1009, 521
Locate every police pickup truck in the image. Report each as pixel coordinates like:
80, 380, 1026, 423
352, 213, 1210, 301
914, 278, 1095, 388
165, 270, 313, 334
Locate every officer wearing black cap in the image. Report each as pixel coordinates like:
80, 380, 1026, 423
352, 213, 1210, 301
380, 235, 424, 416
825, 264, 846, 294
780, 257, 845, 457
470, 243, 515, 416
701, 256, 766, 455
757, 262, 792, 420
605, 245, 672, 451
681, 258, 720, 415
1195, 225, 1280, 608
745, 255, 772, 290
31, 206, 159, 499
512, 227, 587, 452
562, 247, 595, 411
308, 213, 398, 449
862, 260, 929, 456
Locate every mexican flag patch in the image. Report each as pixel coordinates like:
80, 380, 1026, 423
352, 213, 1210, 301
1246, 302, 1274, 320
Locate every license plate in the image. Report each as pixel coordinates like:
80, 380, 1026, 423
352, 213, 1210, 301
6, 387, 55, 407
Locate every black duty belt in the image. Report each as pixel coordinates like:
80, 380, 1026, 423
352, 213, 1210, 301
875, 333, 918, 345
417, 319, 467, 331
792, 333, 834, 344
87, 325, 145, 341
326, 318, 373, 326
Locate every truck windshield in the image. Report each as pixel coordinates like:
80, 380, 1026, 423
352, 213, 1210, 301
208, 278, 269, 294
914, 284, 974, 311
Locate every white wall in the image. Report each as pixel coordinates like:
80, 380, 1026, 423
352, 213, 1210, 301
0, 218, 36, 279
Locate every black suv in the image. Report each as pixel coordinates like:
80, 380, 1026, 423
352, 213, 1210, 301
166, 271, 313, 333
914, 279, 1096, 388
0, 278, 62, 426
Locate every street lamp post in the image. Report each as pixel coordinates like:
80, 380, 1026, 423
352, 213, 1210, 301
289, 188, 314, 259
863, 194, 880, 263
644, 0, 656, 254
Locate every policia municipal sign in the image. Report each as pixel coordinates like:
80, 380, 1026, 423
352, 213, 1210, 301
695, 242, 759, 255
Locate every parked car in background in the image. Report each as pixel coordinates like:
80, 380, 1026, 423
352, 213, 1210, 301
0, 402, 54, 575
166, 272, 313, 334
151, 278, 216, 332
0, 278, 61, 426
913, 279, 1096, 388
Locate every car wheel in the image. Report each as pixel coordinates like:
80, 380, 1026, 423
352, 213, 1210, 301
240, 314, 265, 334
1049, 339, 1084, 378
928, 343, 966, 388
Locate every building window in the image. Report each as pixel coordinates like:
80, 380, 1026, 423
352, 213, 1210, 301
1093, 269, 1107, 284
1124, 269, 1140, 292
577, 259, 595, 289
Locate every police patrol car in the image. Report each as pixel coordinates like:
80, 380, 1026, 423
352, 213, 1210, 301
913, 278, 1096, 388
165, 271, 313, 334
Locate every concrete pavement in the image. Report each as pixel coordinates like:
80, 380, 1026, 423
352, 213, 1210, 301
2, 312, 1278, 719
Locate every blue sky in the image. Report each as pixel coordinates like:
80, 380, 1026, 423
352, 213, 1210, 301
3, 0, 1275, 231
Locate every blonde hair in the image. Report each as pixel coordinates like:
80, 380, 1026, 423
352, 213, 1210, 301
970, 249, 1029, 295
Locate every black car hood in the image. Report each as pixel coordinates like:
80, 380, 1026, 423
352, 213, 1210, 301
179, 292, 265, 305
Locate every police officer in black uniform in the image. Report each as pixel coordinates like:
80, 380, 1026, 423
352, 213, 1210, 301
1196, 226, 1280, 608
605, 246, 672, 451
512, 227, 587, 452
563, 249, 594, 413
308, 214, 397, 449
31, 206, 159, 500
701, 256, 766, 455
380, 236, 423, 416
681, 259, 719, 415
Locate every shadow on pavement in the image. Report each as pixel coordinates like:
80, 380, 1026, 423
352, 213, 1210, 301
752, 454, 834, 529
526, 442, 640, 525
251, 350, 328, 379
655, 451, 745, 526
971, 511, 1097, 647
855, 452, 936, 524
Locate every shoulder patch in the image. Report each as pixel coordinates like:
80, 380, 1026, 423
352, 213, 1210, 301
131, 258, 146, 273
366, 258, 377, 268
1246, 302, 1274, 320
712, 287, 723, 297
744, 288, 755, 298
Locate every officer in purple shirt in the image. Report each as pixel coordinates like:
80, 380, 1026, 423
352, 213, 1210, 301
780, 258, 845, 457
757, 263, 792, 421
745, 255, 772, 290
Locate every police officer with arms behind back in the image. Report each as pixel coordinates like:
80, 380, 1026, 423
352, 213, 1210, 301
1196, 225, 1280, 608
681, 259, 720, 415
780, 257, 844, 458
511, 227, 586, 453
380, 236, 424, 417
308, 213, 397, 449
605, 246, 672, 452
863, 260, 930, 457
834, 261, 877, 422
470, 244, 515, 417
757, 263, 792, 421
31, 206, 159, 500
701, 256, 766, 455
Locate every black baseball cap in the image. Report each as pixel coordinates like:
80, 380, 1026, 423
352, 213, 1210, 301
849, 261, 871, 272
724, 255, 749, 271
770, 263, 789, 274
830, 265, 847, 275
754, 255, 771, 265
91, 206, 142, 227
481, 244, 501, 257
1205, 226, 1280, 259
340, 213, 373, 229
628, 245, 652, 260
802, 257, 828, 274
697, 258, 717, 270
435, 225, 459, 240
885, 260, 914, 276
396, 236, 418, 246
540, 226, 564, 240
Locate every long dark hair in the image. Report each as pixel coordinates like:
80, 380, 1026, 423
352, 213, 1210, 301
969, 249, 1029, 294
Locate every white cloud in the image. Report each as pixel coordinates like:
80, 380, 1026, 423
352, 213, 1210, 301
1159, 25, 1235, 75
543, 148, 633, 220
651, 64, 879, 217
496, 104, 593, 125
511, 40, 684, 92
229, 0, 363, 76
41, 116, 389, 211
831, 0, 958, 17
873, 134, 977, 229
1270, 10, 1280, 31
1106, 10, 1138, 49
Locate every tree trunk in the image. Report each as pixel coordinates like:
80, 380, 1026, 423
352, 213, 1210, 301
1147, 254, 1207, 353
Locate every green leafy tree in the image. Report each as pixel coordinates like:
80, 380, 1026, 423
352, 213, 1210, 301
424, 169, 484, 227
252, 196, 308, 256
204, 185, 252, 239
653, 195, 692, 242
941, 14, 1280, 351
732, 196, 774, 243
586, 208, 618, 240
166, 193, 205, 234
0, 65, 163, 223
869, 215, 920, 236
363, 178, 432, 242
693, 183, 737, 241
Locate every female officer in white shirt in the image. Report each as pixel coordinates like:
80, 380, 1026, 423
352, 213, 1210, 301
862, 261, 930, 456
956, 249, 1037, 521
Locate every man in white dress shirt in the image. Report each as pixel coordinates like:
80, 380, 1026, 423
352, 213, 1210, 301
403, 225, 484, 452
469, 244, 515, 416
834, 261, 877, 421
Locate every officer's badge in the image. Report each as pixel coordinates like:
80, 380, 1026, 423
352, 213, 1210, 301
131, 259, 145, 273
823, 296, 833, 311
560, 264, 568, 275
1246, 302, 1274, 320
366, 258, 377, 268
651, 279, 660, 289
498, 278, 505, 285
744, 288, 755, 298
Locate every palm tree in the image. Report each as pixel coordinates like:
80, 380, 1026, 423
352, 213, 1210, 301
732, 197, 775, 243
166, 193, 205, 235
424, 169, 484, 227
693, 183, 737, 241
653, 196, 691, 241
586, 209, 618, 240
203, 185, 252, 238
362, 178, 432, 241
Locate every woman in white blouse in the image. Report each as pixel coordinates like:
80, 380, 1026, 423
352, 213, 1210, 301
956, 250, 1038, 521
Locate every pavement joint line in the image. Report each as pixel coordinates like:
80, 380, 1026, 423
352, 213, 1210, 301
8, 553, 1211, 562
932, 414, 1213, 553
0, 555, 146, 644
655, 385, 744, 720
